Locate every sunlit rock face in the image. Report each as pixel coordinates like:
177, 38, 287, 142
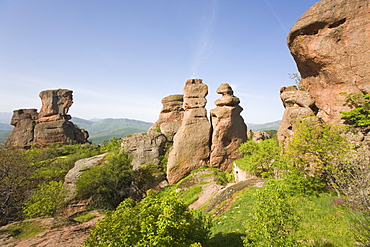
277, 86, 316, 145
5, 89, 89, 148
210, 83, 247, 172
167, 79, 211, 184
148, 94, 184, 141
288, 0, 370, 123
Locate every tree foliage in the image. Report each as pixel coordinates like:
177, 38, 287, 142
244, 180, 299, 247
236, 139, 281, 178
76, 149, 133, 210
85, 192, 211, 247
23, 181, 66, 218
340, 93, 370, 127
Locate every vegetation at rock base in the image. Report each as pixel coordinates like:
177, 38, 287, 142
85, 192, 211, 247
340, 93, 370, 127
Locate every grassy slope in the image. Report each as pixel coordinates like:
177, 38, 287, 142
204, 187, 357, 247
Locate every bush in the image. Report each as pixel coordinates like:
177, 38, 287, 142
236, 139, 280, 178
243, 180, 299, 247
23, 181, 66, 218
76, 149, 133, 210
340, 93, 370, 127
85, 192, 211, 247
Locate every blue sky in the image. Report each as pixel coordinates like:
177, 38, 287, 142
0, 0, 318, 124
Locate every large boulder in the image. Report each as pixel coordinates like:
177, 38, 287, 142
277, 86, 315, 144
288, 0, 370, 123
210, 84, 247, 172
167, 79, 211, 184
4, 109, 38, 148
148, 94, 184, 140
121, 132, 167, 170
38, 89, 73, 122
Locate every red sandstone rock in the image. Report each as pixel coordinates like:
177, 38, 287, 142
167, 79, 211, 184
288, 0, 370, 123
210, 84, 247, 172
148, 94, 184, 140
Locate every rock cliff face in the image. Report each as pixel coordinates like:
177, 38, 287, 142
167, 79, 212, 184
5, 89, 89, 148
210, 84, 247, 172
287, 0, 370, 123
148, 94, 184, 141
277, 86, 316, 144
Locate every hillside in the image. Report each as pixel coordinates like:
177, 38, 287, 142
247, 120, 280, 131
72, 117, 152, 144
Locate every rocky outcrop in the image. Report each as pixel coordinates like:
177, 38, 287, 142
121, 132, 167, 170
247, 130, 270, 142
287, 0, 370, 123
167, 79, 211, 184
209, 84, 247, 172
64, 153, 108, 201
4, 89, 89, 148
4, 109, 38, 147
148, 94, 184, 141
277, 86, 316, 144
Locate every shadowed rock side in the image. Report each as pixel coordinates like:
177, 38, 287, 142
167, 79, 211, 184
4, 109, 38, 147
277, 86, 316, 145
4, 89, 89, 148
210, 84, 247, 172
288, 0, 370, 123
121, 132, 167, 170
148, 94, 184, 141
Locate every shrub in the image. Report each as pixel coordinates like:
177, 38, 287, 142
23, 181, 66, 218
76, 149, 133, 210
340, 93, 370, 127
85, 192, 211, 247
243, 180, 299, 247
236, 139, 281, 178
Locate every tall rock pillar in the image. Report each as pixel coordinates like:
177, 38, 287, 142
210, 84, 247, 172
167, 79, 211, 184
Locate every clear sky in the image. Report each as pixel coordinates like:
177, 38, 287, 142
0, 0, 319, 124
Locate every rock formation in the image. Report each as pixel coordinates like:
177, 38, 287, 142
121, 132, 167, 170
148, 94, 184, 141
277, 86, 316, 144
167, 79, 211, 184
287, 0, 370, 123
5, 89, 89, 148
210, 84, 247, 172
4, 109, 38, 147
247, 130, 270, 142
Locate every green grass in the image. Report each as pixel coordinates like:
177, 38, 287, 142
1, 221, 46, 239
204, 187, 359, 247
73, 212, 98, 223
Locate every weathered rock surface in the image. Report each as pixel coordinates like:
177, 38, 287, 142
248, 130, 271, 142
148, 94, 184, 140
167, 79, 211, 184
4, 109, 38, 147
277, 86, 316, 144
288, 0, 370, 123
0, 212, 104, 247
210, 84, 247, 172
4, 89, 89, 148
121, 132, 167, 170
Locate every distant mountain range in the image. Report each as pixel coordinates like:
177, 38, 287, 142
0, 112, 280, 144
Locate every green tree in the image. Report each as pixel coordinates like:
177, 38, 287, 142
340, 93, 370, 127
23, 181, 66, 218
244, 180, 299, 246
236, 139, 281, 178
85, 192, 211, 247
76, 149, 133, 210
